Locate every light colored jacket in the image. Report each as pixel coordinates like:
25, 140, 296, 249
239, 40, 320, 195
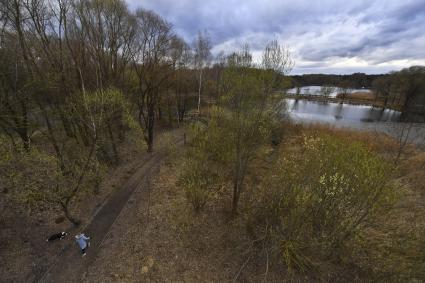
75, 234, 90, 250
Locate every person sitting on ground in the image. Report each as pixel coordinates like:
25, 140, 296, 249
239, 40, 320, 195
75, 233, 90, 257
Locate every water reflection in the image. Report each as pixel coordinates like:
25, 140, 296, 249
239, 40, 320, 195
286, 86, 372, 98
284, 98, 425, 144
334, 103, 344, 120
285, 99, 401, 125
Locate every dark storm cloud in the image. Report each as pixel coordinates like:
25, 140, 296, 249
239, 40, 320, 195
126, 0, 425, 74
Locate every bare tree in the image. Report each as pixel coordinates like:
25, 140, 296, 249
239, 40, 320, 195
320, 85, 334, 99
169, 35, 193, 123
396, 66, 425, 117
0, 0, 139, 225
372, 76, 392, 108
262, 40, 294, 75
0, 0, 36, 151
70, 0, 137, 89
0, 31, 33, 150
393, 122, 414, 164
193, 30, 211, 116
337, 80, 350, 103
212, 50, 226, 100
132, 9, 172, 152
217, 41, 293, 213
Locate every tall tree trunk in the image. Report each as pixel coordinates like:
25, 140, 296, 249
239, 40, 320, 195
37, 102, 66, 172
232, 181, 240, 215
61, 139, 97, 225
17, 99, 30, 151
147, 107, 155, 152
179, 108, 185, 122
383, 93, 389, 108
107, 120, 119, 164
59, 111, 75, 138
17, 129, 31, 151
157, 105, 162, 121
167, 102, 173, 126
197, 68, 203, 115
77, 123, 90, 146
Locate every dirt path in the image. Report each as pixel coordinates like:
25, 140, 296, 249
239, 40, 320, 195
36, 134, 184, 283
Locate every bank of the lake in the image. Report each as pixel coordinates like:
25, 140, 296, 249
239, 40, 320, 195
286, 85, 373, 98
284, 98, 425, 144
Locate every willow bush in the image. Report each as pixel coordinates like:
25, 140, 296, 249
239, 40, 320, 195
177, 122, 222, 212
250, 133, 399, 279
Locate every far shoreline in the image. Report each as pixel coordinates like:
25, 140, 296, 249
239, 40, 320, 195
279, 93, 402, 112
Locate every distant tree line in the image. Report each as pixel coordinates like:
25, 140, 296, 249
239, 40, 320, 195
289, 73, 383, 89
289, 68, 425, 119
372, 66, 425, 119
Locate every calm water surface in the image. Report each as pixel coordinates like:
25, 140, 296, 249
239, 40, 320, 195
284, 98, 425, 144
286, 86, 372, 98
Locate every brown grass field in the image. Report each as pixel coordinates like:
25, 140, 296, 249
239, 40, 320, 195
84, 122, 425, 282
336, 91, 376, 101
2, 120, 424, 282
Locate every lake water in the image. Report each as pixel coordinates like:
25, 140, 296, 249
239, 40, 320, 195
286, 85, 372, 98
284, 98, 425, 144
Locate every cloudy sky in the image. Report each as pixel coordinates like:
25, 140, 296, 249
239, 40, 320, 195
126, 0, 425, 74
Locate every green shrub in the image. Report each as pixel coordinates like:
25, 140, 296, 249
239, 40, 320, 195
177, 122, 221, 212
0, 135, 103, 215
178, 158, 213, 212
251, 133, 398, 279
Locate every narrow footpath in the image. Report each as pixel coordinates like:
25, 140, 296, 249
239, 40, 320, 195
36, 134, 184, 283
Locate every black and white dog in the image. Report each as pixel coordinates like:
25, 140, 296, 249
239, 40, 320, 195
46, 232, 67, 242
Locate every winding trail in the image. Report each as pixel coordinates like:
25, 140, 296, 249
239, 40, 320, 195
35, 134, 184, 283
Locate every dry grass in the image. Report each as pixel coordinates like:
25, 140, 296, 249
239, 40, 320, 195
84, 152, 291, 282
336, 91, 376, 101
291, 124, 425, 229
283, 121, 403, 155
149, 123, 425, 281
278, 123, 425, 280
82, 123, 424, 281
53, 123, 425, 282
290, 123, 424, 192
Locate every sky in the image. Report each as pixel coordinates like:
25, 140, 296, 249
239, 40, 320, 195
126, 0, 425, 75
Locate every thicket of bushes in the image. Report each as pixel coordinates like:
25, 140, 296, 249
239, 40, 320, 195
179, 127, 425, 280
249, 134, 403, 280
175, 43, 425, 280
0, 89, 144, 224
